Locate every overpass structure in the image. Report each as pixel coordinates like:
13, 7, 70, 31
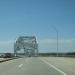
14, 36, 38, 57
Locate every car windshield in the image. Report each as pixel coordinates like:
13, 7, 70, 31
0, 0, 75, 75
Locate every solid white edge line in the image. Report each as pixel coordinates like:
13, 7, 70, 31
39, 58, 67, 75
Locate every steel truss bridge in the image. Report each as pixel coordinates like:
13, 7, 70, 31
14, 36, 38, 57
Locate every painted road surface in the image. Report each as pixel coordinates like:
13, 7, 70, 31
0, 57, 75, 75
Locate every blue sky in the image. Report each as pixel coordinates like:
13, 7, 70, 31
0, 0, 75, 53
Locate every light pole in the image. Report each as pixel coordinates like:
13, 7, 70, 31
51, 25, 59, 56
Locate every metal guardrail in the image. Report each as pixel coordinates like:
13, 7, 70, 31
0, 57, 19, 63
0, 58, 13, 63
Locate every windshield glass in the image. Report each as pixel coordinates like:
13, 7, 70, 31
0, 0, 75, 75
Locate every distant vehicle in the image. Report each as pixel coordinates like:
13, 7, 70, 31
3, 53, 13, 58
0, 54, 5, 58
0, 55, 3, 58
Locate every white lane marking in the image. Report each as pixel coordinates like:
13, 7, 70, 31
18, 64, 23, 68
40, 58, 67, 75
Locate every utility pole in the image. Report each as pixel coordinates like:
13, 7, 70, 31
51, 25, 59, 56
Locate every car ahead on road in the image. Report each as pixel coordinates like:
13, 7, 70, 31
3, 53, 13, 58
0, 54, 5, 58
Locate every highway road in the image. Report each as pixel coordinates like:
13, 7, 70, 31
0, 57, 75, 75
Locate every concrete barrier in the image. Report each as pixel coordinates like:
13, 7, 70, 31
0, 57, 19, 63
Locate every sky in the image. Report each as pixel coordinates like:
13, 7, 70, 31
0, 0, 75, 53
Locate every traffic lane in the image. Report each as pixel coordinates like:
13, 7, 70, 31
41, 57, 75, 75
0, 57, 62, 75
16, 57, 62, 75
39, 58, 67, 75
0, 58, 27, 75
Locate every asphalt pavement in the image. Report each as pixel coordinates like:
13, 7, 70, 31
0, 57, 75, 75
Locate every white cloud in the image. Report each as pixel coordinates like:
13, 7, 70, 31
38, 38, 75, 52
0, 38, 75, 53
38, 38, 73, 44
0, 40, 14, 53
